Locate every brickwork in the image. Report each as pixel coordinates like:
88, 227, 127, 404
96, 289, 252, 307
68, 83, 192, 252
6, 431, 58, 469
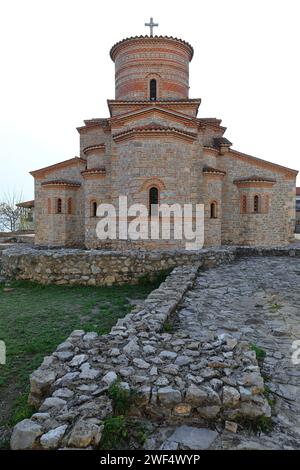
30, 34, 298, 249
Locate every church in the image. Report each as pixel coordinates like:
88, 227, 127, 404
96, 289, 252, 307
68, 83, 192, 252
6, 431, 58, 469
30, 23, 298, 249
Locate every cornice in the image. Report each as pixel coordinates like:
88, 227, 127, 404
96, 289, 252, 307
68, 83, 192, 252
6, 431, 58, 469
112, 125, 197, 143
81, 168, 106, 179
110, 35, 194, 62
30, 157, 86, 178
41, 180, 82, 189
83, 144, 106, 155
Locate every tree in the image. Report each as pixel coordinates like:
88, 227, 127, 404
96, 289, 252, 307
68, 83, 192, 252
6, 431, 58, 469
0, 191, 23, 232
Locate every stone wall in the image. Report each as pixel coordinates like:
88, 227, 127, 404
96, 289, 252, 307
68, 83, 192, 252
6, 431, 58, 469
2, 245, 300, 287
10, 263, 270, 450
219, 152, 296, 246
1, 246, 237, 286
34, 161, 86, 247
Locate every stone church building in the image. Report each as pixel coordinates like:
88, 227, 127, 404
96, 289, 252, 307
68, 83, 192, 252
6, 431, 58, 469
30, 32, 298, 249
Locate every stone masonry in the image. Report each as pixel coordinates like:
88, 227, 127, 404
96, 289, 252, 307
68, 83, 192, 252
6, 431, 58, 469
175, 255, 300, 450
28, 34, 297, 249
10, 263, 271, 450
1, 245, 236, 286
8, 245, 300, 450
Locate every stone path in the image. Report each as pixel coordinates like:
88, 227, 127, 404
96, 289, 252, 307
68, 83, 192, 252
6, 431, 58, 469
176, 256, 300, 449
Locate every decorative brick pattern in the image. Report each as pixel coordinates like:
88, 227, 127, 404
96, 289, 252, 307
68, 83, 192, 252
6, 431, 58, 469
29, 34, 298, 249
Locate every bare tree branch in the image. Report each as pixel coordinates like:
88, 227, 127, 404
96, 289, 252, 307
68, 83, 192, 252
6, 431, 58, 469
0, 190, 23, 232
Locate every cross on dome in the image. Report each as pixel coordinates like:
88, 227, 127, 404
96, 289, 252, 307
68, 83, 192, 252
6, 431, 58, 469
145, 17, 159, 36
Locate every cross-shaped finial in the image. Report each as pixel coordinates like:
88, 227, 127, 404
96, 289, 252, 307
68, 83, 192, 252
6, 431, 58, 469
145, 17, 158, 37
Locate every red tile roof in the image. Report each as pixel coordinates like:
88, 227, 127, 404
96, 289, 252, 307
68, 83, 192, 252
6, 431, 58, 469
16, 200, 35, 208
83, 144, 105, 155
30, 157, 86, 177
81, 168, 106, 175
41, 180, 81, 187
203, 166, 226, 175
234, 176, 276, 183
110, 35, 194, 61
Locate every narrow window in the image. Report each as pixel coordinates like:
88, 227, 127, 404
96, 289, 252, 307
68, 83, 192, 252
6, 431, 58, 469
254, 195, 260, 213
91, 201, 97, 217
67, 197, 72, 215
149, 187, 159, 216
241, 195, 247, 214
150, 79, 157, 101
47, 198, 51, 215
210, 202, 217, 219
57, 198, 62, 214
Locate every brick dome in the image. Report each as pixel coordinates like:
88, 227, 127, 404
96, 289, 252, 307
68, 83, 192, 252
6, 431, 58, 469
110, 35, 194, 101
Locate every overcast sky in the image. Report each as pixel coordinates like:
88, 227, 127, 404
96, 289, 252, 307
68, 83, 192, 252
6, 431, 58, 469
0, 0, 299, 201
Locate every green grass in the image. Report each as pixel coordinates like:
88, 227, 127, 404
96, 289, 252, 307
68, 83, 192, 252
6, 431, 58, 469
0, 276, 163, 446
250, 343, 267, 361
236, 415, 273, 434
108, 380, 136, 415
100, 415, 129, 449
269, 303, 283, 312
100, 380, 148, 449
162, 321, 173, 333
100, 416, 147, 450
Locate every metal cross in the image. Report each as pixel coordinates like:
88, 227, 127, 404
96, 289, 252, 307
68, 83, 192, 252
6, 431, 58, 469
145, 17, 158, 36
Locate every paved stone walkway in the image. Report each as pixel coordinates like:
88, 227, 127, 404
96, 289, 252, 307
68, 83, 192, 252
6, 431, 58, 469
176, 256, 300, 449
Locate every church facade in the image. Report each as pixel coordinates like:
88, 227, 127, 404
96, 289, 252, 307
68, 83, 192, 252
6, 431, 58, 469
30, 34, 298, 249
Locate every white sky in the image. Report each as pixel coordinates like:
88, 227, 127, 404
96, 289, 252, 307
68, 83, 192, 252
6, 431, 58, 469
0, 0, 299, 201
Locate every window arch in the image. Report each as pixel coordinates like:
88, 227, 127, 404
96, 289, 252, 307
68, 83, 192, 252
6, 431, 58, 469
67, 197, 72, 215
150, 79, 157, 101
57, 198, 62, 214
47, 198, 51, 215
253, 195, 260, 213
149, 186, 159, 216
241, 195, 247, 214
210, 201, 218, 219
91, 200, 97, 217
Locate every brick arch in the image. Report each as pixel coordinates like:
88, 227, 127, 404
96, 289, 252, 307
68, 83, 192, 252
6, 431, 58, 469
209, 200, 218, 219
89, 199, 98, 217
145, 73, 162, 100
139, 178, 166, 192
253, 194, 261, 213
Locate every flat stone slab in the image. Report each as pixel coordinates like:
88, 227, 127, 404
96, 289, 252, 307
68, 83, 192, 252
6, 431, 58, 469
177, 256, 300, 450
165, 426, 218, 450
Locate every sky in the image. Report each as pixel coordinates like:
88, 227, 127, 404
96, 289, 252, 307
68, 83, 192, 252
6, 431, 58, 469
0, 0, 299, 202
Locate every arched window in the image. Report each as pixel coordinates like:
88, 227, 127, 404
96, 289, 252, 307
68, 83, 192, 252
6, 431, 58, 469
241, 195, 247, 214
91, 201, 97, 217
47, 198, 51, 215
254, 195, 260, 213
150, 79, 157, 101
57, 198, 62, 214
149, 187, 159, 216
67, 197, 72, 215
210, 201, 217, 219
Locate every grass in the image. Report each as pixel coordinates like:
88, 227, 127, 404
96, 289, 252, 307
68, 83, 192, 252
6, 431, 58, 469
107, 380, 136, 415
100, 415, 130, 449
100, 416, 147, 449
0, 275, 164, 447
236, 415, 273, 434
100, 380, 147, 449
250, 343, 266, 362
263, 385, 276, 413
269, 303, 283, 312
